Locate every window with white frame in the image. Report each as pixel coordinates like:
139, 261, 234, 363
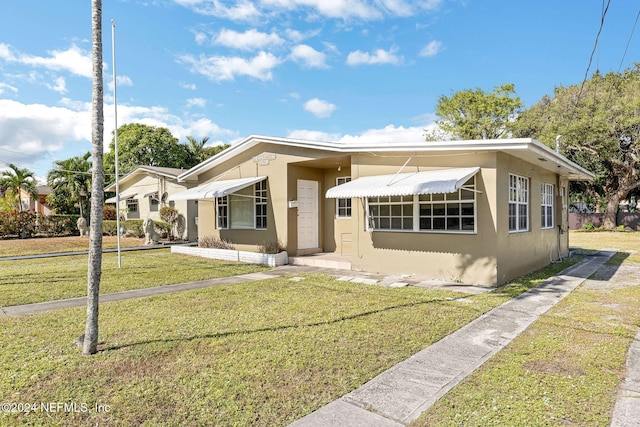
216, 182, 267, 230
541, 183, 554, 229
126, 198, 138, 213
366, 176, 477, 233
255, 180, 267, 229
419, 177, 476, 231
509, 174, 529, 232
216, 196, 228, 229
336, 177, 352, 218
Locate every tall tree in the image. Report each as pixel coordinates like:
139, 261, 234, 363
513, 66, 640, 229
47, 152, 92, 218
0, 163, 38, 212
84, 0, 104, 355
184, 136, 230, 167
104, 123, 189, 182
429, 83, 523, 140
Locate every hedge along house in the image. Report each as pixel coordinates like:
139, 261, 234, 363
104, 166, 198, 241
171, 135, 593, 286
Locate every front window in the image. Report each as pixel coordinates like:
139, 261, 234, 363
150, 194, 159, 212
127, 198, 138, 213
541, 183, 554, 229
509, 174, 529, 232
336, 177, 352, 218
366, 176, 477, 233
217, 181, 267, 230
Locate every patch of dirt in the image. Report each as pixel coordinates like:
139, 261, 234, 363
523, 360, 585, 377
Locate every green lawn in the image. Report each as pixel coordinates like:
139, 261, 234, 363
0, 259, 580, 426
413, 233, 640, 426
0, 249, 268, 306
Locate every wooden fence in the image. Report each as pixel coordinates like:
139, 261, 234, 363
569, 212, 640, 230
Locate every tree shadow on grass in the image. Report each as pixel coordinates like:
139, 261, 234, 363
100, 296, 469, 353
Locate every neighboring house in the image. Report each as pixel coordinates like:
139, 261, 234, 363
19, 185, 52, 215
104, 166, 197, 241
170, 136, 593, 286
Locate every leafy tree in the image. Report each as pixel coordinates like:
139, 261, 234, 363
0, 163, 38, 212
104, 123, 189, 183
429, 83, 523, 140
513, 66, 640, 229
84, 0, 104, 356
47, 152, 92, 218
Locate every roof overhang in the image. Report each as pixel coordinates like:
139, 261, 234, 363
177, 136, 594, 182
168, 176, 266, 201
105, 166, 184, 192
326, 167, 480, 198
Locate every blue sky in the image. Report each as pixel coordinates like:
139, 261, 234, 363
0, 0, 638, 181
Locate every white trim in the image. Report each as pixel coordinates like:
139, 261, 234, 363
169, 176, 266, 201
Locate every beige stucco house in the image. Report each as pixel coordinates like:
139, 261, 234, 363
19, 185, 52, 215
105, 166, 197, 241
171, 136, 593, 286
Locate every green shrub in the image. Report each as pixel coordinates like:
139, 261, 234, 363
199, 235, 236, 249
103, 205, 117, 220
582, 222, 596, 231
102, 220, 118, 236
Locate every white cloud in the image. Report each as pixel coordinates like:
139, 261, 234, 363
172, 0, 261, 21
46, 76, 67, 94
107, 75, 133, 93
177, 51, 281, 82
304, 98, 336, 118
337, 124, 425, 143
259, 0, 381, 20
180, 82, 197, 90
0, 82, 19, 95
194, 31, 208, 45
290, 44, 328, 68
419, 40, 443, 57
287, 129, 343, 142
186, 97, 207, 108
214, 28, 284, 51
0, 43, 91, 78
346, 47, 402, 65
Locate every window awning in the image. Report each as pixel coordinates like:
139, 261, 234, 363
105, 192, 137, 204
135, 191, 158, 200
168, 176, 266, 201
326, 167, 480, 198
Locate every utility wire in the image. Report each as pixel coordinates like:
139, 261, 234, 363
618, 7, 640, 72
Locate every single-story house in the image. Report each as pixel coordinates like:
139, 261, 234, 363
170, 136, 593, 286
19, 185, 52, 215
105, 166, 197, 240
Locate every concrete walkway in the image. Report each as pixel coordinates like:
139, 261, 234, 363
290, 250, 617, 427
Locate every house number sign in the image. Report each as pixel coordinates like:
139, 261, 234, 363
253, 153, 276, 166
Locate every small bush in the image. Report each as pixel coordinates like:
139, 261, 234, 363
615, 224, 627, 232
199, 235, 236, 250
103, 205, 117, 220
582, 222, 596, 231
258, 240, 286, 254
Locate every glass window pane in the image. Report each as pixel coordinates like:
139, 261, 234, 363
433, 218, 445, 229
391, 218, 402, 229
445, 192, 459, 201
461, 203, 474, 215
447, 204, 460, 216
391, 204, 402, 216
420, 218, 431, 230
432, 193, 444, 201
420, 205, 431, 216
462, 217, 474, 230
447, 217, 460, 230
403, 218, 413, 229
380, 217, 390, 229
380, 205, 390, 216
433, 204, 445, 215
460, 189, 474, 200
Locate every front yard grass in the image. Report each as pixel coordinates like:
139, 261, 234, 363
0, 249, 268, 306
414, 242, 640, 426
0, 258, 580, 426
0, 236, 146, 258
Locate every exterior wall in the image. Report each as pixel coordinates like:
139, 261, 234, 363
495, 152, 568, 284
115, 174, 196, 240
323, 167, 353, 255
344, 152, 500, 286
196, 143, 339, 253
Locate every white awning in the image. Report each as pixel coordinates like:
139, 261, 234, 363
105, 192, 137, 204
135, 191, 158, 200
169, 176, 266, 201
326, 167, 480, 198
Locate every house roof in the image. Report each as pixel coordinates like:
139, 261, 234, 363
104, 166, 186, 192
326, 167, 480, 198
177, 135, 594, 182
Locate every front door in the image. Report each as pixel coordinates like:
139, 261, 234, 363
297, 179, 318, 250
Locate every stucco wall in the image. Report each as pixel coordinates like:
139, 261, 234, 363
495, 152, 568, 284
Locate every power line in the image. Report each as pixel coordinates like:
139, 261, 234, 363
575, 0, 611, 105
618, 7, 640, 72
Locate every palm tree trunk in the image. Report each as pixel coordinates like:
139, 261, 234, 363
84, 0, 104, 355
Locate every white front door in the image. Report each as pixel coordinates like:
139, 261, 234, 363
297, 179, 318, 250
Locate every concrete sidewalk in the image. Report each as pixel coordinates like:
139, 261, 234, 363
290, 250, 617, 427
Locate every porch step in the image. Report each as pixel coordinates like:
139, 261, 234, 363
289, 254, 352, 271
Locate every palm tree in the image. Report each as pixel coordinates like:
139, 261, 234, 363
47, 152, 92, 219
185, 135, 210, 166
0, 163, 38, 212
83, 0, 104, 355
